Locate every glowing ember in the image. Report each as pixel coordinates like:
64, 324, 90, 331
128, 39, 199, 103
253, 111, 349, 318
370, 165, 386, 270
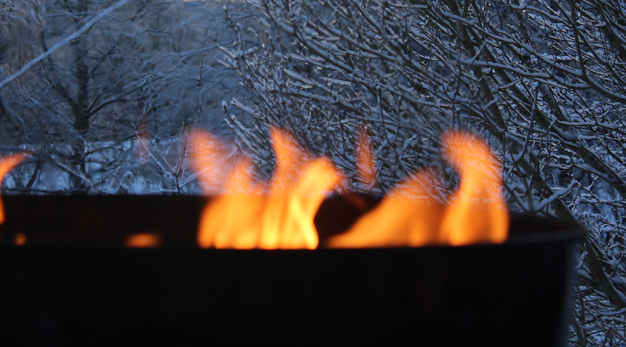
327, 130, 508, 247
14, 232, 26, 246
189, 128, 342, 249
125, 233, 162, 248
0, 153, 29, 225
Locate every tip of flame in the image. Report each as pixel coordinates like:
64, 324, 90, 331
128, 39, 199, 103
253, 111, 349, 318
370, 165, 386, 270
0, 152, 31, 225
439, 130, 508, 245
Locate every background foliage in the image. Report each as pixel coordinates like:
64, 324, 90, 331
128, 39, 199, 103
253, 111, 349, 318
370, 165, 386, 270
219, 0, 626, 344
1, 0, 625, 344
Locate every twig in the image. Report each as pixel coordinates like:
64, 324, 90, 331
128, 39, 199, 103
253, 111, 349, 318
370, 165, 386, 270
0, 0, 130, 90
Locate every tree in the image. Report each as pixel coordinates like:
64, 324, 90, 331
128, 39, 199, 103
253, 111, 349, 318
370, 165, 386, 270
220, 0, 626, 344
0, 0, 241, 194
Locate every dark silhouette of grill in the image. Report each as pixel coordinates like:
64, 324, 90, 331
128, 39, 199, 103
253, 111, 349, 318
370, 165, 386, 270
0, 195, 583, 346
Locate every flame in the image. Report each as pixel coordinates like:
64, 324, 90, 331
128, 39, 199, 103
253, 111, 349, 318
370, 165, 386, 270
327, 168, 445, 248
327, 130, 508, 247
0, 153, 29, 224
190, 128, 342, 249
439, 131, 508, 245
136, 131, 151, 166
190, 127, 506, 249
125, 233, 161, 248
356, 128, 376, 190
188, 130, 234, 195
135, 102, 151, 166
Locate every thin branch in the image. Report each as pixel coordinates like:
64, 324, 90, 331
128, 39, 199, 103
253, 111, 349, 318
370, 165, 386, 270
0, 0, 130, 90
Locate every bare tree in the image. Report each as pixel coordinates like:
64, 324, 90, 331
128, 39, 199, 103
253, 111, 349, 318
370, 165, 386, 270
219, 0, 626, 344
0, 0, 242, 194
3, 0, 624, 343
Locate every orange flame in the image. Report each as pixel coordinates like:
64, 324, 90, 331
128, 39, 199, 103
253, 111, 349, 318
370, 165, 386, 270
327, 130, 508, 247
439, 131, 508, 245
188, 130, 235, 195
135, 102, 151, 166
190, 127, 506, 249
356, 128, 376, 190
0, 153, 29, 224
136, 131, 151, 166
327, 168, 445, 248
190, 128, 342, 249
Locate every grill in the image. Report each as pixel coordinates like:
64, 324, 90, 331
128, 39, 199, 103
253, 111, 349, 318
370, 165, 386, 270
0, 195, 584, 346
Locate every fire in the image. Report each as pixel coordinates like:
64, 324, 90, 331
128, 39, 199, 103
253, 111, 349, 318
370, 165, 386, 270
356, 128, 376, 190
327, 130, 508, 247
189, 128, 342, 249
439, 131, 508, 245
135, 105, 151, 166
0, 153, 29, 224
189, 127, 507, 249
327, 168, 446, 248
